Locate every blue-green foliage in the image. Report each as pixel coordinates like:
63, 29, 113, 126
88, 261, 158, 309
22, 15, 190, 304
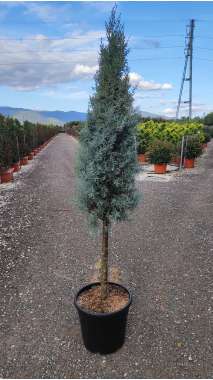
76, 7, 139, 227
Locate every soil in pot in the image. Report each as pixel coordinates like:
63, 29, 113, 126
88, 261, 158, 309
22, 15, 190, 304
154, 163, 167, 174
184, 158, 195, 169
78, 283, 129, 313
74, 282, 131, 354
1, 168, 14, 183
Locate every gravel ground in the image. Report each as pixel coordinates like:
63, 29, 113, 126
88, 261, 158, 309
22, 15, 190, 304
0, 134, 212, 379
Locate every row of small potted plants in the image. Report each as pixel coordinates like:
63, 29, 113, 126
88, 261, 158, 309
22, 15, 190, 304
0, 139, 52, 184
0, 113, 60, 185
137, 135, 209, 174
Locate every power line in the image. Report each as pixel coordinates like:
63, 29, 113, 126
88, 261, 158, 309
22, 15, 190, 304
0, 45, 211, 55
196, 35, 213, 39
0, 35, 185, 41
0, 56, 211, 65
196, 47, 213, 51
130, 57, 183, 61
0, 19, 196, 24
132, 45, 185, 49
0, 34, 211, 42
0, 57, 186, 65
0, 46, 186, 54
197, 58, 213, 61
0, 36, 105, 41
0, 45, 211, 56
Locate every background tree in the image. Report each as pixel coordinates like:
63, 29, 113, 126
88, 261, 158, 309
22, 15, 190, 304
204, 112, 213, 126
76, 6, 139, 302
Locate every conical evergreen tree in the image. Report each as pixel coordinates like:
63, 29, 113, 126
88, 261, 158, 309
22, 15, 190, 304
76, 6, 139, 301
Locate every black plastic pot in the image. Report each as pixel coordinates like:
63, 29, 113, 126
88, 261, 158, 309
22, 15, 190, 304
74, 282, 132, 354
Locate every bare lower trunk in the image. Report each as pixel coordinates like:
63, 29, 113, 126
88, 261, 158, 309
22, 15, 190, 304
100, 218, 109, 301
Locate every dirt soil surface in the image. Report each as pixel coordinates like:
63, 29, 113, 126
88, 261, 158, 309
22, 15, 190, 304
78, 284, 129, 313
0, 134, 212, 378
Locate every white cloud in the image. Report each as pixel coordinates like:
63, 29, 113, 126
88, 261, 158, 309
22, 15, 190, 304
160, 99, 177, 105
43, 89, 89, 100
129, 72, 173, 91
84, 2, 113, 14
0, 28, 173, 95
163, 108, 176, 116
129, 72, 141, 83
0, 30, 102, 90
73, 64, 98, 77
23, 2, 73, 23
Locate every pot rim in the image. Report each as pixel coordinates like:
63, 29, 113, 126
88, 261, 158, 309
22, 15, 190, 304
74, 282, 132, 317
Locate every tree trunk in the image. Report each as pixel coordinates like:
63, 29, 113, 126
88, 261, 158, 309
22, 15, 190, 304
100, 218, 109, 301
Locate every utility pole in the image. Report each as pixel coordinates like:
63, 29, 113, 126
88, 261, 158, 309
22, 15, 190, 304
176, 19, 195, 120
189, 19, 195, 119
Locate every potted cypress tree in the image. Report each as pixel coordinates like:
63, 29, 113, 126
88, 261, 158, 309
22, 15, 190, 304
0, 118, 14, 183
10, 118, 21, 172
0, 138, 14, 183
74, 7, 139, 354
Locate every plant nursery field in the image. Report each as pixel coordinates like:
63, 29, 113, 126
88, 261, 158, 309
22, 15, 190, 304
0, 133, 212, 378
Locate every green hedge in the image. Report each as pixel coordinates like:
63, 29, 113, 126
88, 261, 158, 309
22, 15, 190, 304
136, 120, 205, 154
0, 114, 59, 171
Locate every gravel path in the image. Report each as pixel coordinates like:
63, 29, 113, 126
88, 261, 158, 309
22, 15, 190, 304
0, 134, 212, 378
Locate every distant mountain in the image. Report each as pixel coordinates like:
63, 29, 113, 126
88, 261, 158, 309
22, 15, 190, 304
14, 110, 64, 126
0, 106, 167, 125
40, 110, 87, 123
140, 111, 169, 119
0, 106, 87, 126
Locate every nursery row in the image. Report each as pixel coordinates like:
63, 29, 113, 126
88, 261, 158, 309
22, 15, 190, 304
137, 136, 209, 174
136, 121, 211, 173
0, 137, 53, 184
0, 114, 60, 176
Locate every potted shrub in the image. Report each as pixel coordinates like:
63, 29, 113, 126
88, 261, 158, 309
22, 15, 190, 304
184, 135, 203, 168
174, 141, 184, 167
148, 139, 174, 174
12, 141, 21, 173
74, 7, 139, 354
137, 143, 147, 163
12, 161, 21, 172
19, 128, 29, 165
136, 127, 150, 163
28, 152, 34, 160
202, 131, 211, 149
0, 166, 14, 183
0, 125, 14, 183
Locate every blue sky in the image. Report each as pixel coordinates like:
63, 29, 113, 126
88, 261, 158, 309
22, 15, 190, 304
0, 1, 212, 117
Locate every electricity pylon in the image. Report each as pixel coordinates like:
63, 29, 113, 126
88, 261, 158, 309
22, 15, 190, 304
176, 19, 195, 120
